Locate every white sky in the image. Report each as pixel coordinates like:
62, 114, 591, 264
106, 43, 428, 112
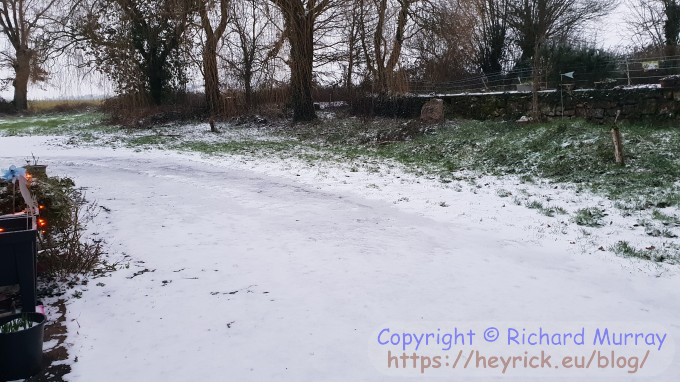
593, 1, 631, 50
0, 3, 632, 102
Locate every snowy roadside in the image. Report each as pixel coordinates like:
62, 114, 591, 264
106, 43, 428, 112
4, 120, 680, 269
181, 146, 679, 275
38, 118, 679, 271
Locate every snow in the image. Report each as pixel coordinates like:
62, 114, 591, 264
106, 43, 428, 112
620, 84, 662, 89
411, 85, 665, 98
1, 135, 679, 381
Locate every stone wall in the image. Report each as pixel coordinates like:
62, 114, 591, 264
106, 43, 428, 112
442, 87, 680, 122
357, 87, 680, 122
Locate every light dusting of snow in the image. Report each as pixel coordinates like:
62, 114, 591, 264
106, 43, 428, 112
0, 135, 679, 381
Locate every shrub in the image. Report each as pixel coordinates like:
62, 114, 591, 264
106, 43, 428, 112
0, 174, 104, 279
0, 98, 15, 115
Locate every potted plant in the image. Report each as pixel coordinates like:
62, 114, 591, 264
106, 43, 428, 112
0, 312, 46, 380
23, 155, 48, 179
515, 81, 533, 92
23, 164, 47, 179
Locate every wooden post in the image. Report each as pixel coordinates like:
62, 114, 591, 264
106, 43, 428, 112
611, 110, 625, 166
12, 182, 16, 214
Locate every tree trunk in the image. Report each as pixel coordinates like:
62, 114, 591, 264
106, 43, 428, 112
244, 69, 253, 110
288, 11, 316, 122
531, 38, 541, 121
611, 128, 625, 165
373, 0, 388, 95
13, 49, 31, 112
611, 110, 624, 165
665, 0, 680, 57
382, 1, 408, 94
198, 0, 229, 131
148, 58, 165, 106
345, 7, 357, 93
346, 57, 354, 92
203, 38, 221, 132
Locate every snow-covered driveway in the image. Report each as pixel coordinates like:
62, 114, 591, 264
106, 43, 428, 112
1, 136, 679, 381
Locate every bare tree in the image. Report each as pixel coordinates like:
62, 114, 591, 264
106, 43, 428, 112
222, 0, 279, 110
197, 0, 230, 131
268, 0, 339, 122
408, 0, 477, 87
0, 0, 62, 111
472, 0, 510, 75
359, 0, 423, 95
341, 0, 362, 92
626, 0, 665, 49
507, 0, 614, 119
627, 0, 680, 56
627, 0, 666, 50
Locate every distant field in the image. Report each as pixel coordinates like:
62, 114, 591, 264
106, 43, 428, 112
27, 99, 104, 113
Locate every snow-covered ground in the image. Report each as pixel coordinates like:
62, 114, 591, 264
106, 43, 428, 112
1, 135, 679, 381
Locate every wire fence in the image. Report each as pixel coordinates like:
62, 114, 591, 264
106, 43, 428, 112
406, 55, 680, 95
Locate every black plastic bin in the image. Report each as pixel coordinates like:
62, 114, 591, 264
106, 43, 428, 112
0, 214, 34, 233
0, 229, 38, 313
0, 312, 46, 380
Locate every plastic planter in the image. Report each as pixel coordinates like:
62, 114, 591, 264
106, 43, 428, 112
0, 214, 34, 233
515, 84, 532, 92
0, 312, 46, 380
0, 229, 38, 313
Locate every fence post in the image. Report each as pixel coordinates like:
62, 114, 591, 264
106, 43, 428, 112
611, 110, 625, 166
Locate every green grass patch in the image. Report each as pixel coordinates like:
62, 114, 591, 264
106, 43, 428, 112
284, 118, 680, 210
526, 200, 543, 210
4, 113, 679, 217
651, 210, 680, 226
541, 205, 567, 217
176, 140, 308, 156
638, 219, 678, 238
496, 189, 512, 198
0, 112, 110, 136
127, 134, 179, 146
573, 207, 607, 227
526, 200, 567, 216
610, 241, 679, 263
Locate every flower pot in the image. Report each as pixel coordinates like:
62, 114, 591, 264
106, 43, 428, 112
23, 165, 48, 179
0, 312, 46, 380
515, 84, 532, 92
0, 214, 35, 233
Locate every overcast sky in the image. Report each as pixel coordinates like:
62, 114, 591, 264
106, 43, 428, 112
0, 3, 631, 102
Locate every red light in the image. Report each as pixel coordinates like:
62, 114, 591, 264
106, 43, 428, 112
0, 228, 5, 233
39, 205, 45, 210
